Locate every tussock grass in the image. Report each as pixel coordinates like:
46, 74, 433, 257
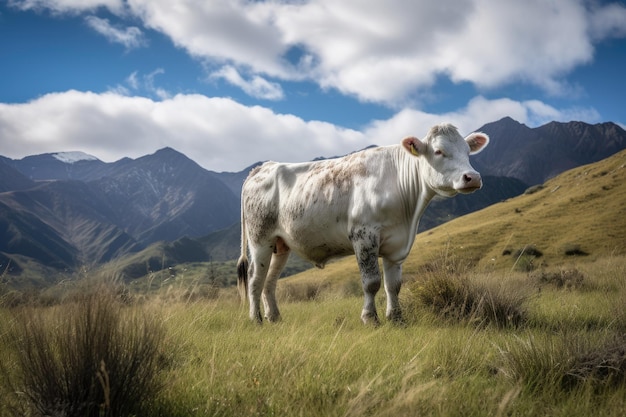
0, 286, 170, 417
499, 331, 626, 394
404, 251, 528, 328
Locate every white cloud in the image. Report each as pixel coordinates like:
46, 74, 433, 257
364, 96, 601, 145
10, 0, 626, 105
210, 66, 284, 100
0, 91, 364, 171
127, 0, 288, 76
588, 2, 626, 40
85, 15, 147, 49
123, 0, 624, 105
9, 0, 124, 14
0, 91, 602, 172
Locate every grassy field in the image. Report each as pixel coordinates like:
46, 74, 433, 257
2, 253, 626, 416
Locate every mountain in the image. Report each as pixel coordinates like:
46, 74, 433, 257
472, 117, 626, 185
8, 151, 111, 181
1, 118, 625, 283
0, 147, 240, 277
89, 147, 239, 244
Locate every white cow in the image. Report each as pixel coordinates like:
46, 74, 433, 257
237, 123, 489, 324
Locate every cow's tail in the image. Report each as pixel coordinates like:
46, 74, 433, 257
237, 203, 249, 303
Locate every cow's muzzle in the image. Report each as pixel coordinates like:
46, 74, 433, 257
456, 172, 482, 193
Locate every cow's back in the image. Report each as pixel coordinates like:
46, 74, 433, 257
241, 151, 385, 266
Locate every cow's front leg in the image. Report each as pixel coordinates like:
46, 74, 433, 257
382, 258, 404, 324
351, 229, 381, 325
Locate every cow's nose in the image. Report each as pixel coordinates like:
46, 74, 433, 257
460, 172, 482, 191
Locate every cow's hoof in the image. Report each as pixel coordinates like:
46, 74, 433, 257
361, 312, 380, 327
266, 313, 282, 323
387, 310, 405, 326
251, 311, 263, 325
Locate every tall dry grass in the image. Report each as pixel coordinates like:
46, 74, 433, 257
0, 286, 170, 417
1, 255, 625, 416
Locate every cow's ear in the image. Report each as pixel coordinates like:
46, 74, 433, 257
465, 132, 489, 155
402, 136, 427, 157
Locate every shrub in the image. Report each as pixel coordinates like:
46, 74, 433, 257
562, 334, 626, 390
0, 288, 168, 417
406, 255, 527, 328
500, 332, 626, 393
563, 243, 589, 257
531, 267, 587, 290
511, 246, 543, 272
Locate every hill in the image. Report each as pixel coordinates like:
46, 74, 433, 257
284, 148, 626, 289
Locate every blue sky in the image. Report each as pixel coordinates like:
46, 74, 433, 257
0, 0, 625, 172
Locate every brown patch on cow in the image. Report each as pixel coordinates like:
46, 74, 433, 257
316, 159, 367, 192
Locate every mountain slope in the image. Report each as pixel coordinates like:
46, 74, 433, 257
0, 157, 35, 192
0, 200, 77, 271
0, 180, 141, 265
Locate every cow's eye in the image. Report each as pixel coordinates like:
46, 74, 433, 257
434, 150, 444, 156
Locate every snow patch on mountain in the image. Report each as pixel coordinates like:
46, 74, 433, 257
52, 151, 99, 164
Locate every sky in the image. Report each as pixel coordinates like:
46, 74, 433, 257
0, 0, 625, 173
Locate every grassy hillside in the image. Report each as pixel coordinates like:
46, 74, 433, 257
284, 148, 626, 291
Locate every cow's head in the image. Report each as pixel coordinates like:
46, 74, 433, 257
402, 123, 489, 197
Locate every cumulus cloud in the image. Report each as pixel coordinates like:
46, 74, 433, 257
128, 0, 288, 76
124, 0, 624, 105
365, 96, 601, 145
0, 91, 364, 171
9, 0, 626, 105
84, 15, 147, 49
0, 91, 601, 172
8, 0, 124, 14
588, 2, 626, 40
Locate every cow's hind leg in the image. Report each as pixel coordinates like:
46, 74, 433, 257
382, 258, 404, 324
352, 228, 381, 325
248, 244, 273, 323
262, 237, 290, 322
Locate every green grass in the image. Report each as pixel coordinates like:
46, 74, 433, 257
145, 261, 626, 416
2, 256, 626, 416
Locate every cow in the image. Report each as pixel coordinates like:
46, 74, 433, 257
237, 123, 489, 325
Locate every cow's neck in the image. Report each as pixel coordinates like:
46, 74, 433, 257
395, 147, 437, 237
